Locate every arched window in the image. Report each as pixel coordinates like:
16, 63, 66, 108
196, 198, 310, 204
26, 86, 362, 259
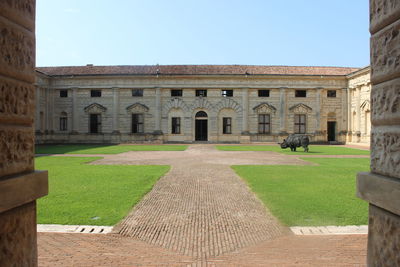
195, 111, 208, 118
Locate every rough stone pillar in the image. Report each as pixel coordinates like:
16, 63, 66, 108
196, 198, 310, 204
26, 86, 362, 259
357, 1, 400, 266
112, 87, 119, 133
72, 87, 79, 133
279, 87, 287, 133
0, 1, 48, 266
242, 88, 249, 134
154, 87, 162, 134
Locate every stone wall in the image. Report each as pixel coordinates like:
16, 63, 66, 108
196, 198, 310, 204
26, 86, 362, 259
347, 67, 371, 144
0, 0, 48, 266
35, 74, 357, 144
356, 0, 400, 265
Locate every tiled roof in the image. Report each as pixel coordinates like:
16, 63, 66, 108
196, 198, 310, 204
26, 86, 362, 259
36, 65, 360, 77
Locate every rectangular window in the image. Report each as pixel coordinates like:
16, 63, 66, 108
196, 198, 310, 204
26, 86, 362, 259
294, 114, 306, 134
223, 117, 232, 134
295, 90, 307, 97
91, 90, 101, 97
258, 90, 270, 97
171, 89, 182, 97
258, 114, 271, 134
59, 117, 67, 131
196, 89, 207, 97
89, 114, 101, 133
60, 90, 68, 97
171, 117, 181, 134
221, 90, 233, 97
132, 114, 144, 133
132, 89, 143, 97
327, 90, 336, 98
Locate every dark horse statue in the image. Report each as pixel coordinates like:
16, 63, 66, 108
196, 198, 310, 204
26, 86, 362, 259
279, 134, 310, 152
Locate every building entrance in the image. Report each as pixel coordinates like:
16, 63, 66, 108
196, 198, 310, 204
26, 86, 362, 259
327, 121, 336, 141
195, 111, 208, 141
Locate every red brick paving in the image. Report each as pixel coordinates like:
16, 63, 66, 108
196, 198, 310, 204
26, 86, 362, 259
38, 233, 367, 266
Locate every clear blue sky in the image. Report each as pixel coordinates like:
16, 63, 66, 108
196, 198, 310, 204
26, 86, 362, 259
36, 0, 370, 67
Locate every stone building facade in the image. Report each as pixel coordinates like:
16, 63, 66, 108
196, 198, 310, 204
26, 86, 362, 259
35, 65, 371, 144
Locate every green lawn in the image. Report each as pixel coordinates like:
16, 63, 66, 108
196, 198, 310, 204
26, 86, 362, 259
35, 157, 169, 225
233, 158, 369, 226
35, 144, 188, 154
216, 145, 369, 155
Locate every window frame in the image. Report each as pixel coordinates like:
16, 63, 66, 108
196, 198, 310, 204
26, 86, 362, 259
222, 117, 232, 134
221, 90, 233, 97
258, 90, 270, 97
295, 90, 307, 98
171, 89, 183, 97
131, 113, 144, 133
171, 117, 181, 134
294, 114, 306, 134
327, 90, 337, 98
90, 90, 102, 97
258, 114, 271, 134
132, 89, 143, 97
89, 113, 101, 134
195, 89, 207, 97
60, 90, 68, 98
59, 117, 67, 131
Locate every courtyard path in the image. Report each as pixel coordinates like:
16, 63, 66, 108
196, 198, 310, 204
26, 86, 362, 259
111, 145, 291, 259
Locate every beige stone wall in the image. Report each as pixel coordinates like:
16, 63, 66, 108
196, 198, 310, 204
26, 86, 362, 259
35, 74, 354, 144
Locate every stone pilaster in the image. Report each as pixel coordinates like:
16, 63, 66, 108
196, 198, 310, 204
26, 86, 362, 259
0, 1, 48, 266
112, 87, 119, 133
35, 87, 41, 132
241, 88, 249, 134
279, 87, 287, 133
357, 1, 400, 265
154, 87, 162, 134
315, 88, 321, 132
356, 86, 361, 133
72, 88, 79, 133
46, 87, 54, 133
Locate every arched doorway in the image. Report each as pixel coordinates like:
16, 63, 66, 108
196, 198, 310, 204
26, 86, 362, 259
195, 111, 208, 141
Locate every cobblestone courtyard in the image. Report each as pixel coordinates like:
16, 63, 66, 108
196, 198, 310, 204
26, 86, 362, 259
38, 145, 368, 266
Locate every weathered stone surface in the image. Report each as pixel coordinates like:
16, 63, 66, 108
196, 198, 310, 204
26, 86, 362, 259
0, 171, 48, 213
0, 201, 37, 267
371, 128, 400, 179
371, 78, 400, 125
0, 16, 35, 83
0, 77, 34, 125
370, 0, 400, 34
367, 204, 400, 267
0, 126, 34, 177
357, 172, 400, 215
371, 18, 400, 84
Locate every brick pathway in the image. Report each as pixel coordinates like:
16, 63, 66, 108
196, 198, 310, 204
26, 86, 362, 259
38, 144, 369, 266
113, 146, 289, 259
38, 233, 367, 266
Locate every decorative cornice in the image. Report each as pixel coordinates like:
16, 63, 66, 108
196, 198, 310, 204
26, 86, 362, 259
126, 103, 149, 112
84, 103, 107, 113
